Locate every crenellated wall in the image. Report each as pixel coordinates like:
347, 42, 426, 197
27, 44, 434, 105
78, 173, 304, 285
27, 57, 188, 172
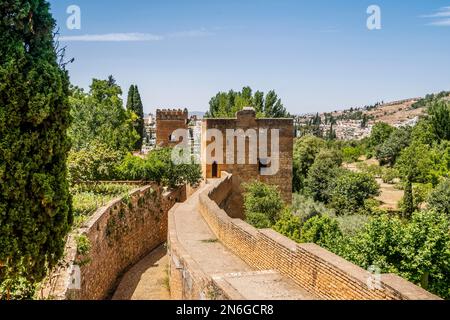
195, 173, 440, 300
41, 185, 186, 300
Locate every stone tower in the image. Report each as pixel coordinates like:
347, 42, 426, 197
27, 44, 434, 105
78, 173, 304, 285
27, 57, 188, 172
201, 107, 293, 218
156, 108, 189, 147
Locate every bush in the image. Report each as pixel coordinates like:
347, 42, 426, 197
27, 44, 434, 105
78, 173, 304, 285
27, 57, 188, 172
273, 209, 302, 242
299, 215, 343, 250
68, 143, 123, 184
381, 167, 399, 184
243, 182, 284, 228
116, 148, 202, 188
291, 194, 335, 222
342, 146, 362, 163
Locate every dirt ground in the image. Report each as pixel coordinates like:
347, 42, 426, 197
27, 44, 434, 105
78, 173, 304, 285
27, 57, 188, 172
344, 159, 404, 211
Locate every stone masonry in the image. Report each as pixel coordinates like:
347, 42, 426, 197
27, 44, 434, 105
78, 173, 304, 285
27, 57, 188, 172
156, 109, 189, 147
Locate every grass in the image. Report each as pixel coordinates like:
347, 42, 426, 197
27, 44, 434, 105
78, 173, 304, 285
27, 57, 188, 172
71, 183, 136, 228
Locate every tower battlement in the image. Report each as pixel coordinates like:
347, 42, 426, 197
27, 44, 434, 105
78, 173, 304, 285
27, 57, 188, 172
156, 108, 188, 121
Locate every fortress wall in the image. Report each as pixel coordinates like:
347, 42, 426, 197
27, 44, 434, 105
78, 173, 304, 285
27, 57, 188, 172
41, 185, 186, 300
198, 173, 440, 300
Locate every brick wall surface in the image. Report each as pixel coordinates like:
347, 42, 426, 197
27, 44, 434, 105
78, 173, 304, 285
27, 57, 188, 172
197, 173, 440, 301
41, 185, 186, 300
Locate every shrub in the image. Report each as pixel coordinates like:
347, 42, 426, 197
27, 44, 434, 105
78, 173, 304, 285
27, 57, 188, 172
68, 143, 123, 184
116, 148, 202, 188
381, 167, 399, 184
291, 194, 335, 222
299, 215, 343, 250
273, 209, 302, 242
342, 146, 362, 163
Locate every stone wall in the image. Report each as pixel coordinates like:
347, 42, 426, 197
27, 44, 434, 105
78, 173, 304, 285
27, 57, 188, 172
41, 185, 186, 300
197, 173, 440, 300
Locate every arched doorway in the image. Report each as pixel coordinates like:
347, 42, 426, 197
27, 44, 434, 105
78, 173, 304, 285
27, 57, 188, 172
212, 161, 218, 178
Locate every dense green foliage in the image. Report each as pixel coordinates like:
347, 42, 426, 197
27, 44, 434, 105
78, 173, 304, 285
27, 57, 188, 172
375, 126, 412, 166
243, 182, 284, 228
329, 171, 380, 216
427, 179, 450, 217
116, 148, 202, 188
69, 78, 139, 153
126, 85, 145, 150
206, 86, 290, 118
368, 122, 395, 151
292, 135, 326, 192
71, 183, 136, 227
67, 142, 123, 184
0, 0, 73, 297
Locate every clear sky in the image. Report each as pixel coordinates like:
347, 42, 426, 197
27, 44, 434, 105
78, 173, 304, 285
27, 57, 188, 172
48, 0, 450, 115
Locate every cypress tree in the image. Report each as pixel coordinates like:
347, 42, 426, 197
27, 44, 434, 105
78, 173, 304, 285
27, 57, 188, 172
126, 85, 144, 150
0, 0, 72, 292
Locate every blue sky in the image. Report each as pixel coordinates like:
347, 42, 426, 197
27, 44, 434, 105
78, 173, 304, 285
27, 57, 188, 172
49, 0, 450, 115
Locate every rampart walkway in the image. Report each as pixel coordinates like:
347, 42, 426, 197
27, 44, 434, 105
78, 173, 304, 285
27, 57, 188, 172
170, 183, 317, 300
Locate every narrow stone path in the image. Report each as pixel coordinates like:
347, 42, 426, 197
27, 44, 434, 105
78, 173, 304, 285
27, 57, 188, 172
112, 244, 170, 300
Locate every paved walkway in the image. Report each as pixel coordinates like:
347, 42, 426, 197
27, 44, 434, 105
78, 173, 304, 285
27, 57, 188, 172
112, 245, 170, 300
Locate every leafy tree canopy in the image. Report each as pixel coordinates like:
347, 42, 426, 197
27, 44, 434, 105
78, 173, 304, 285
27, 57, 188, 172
205, 86, 290, 118
69, 78, 139, 153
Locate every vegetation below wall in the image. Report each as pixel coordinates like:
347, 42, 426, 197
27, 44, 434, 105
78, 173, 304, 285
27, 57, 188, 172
244, 98, 450, 299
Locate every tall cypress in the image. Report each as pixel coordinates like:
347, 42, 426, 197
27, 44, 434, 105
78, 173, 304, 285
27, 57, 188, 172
126, 84, 144, 150
0, 0, 73, 294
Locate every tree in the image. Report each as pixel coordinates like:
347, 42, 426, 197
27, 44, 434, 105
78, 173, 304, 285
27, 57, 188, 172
401, 210, 450, 296
69, 78, 139, 153
428, 100, 450, 141
243, 182, 284, 228
427, 179, 450, 217
329, 171, 380, 215
402, 179, 415, 219
375, 126, 412, 166
273, 209, 302, 243
368, 122, 394, 150
206, 87, 290, 118
126, 85, 145, 150
292, 136, 326, 192
0, 0, 72, 294
305, 150, 343, 203
395, 142, 434, 184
